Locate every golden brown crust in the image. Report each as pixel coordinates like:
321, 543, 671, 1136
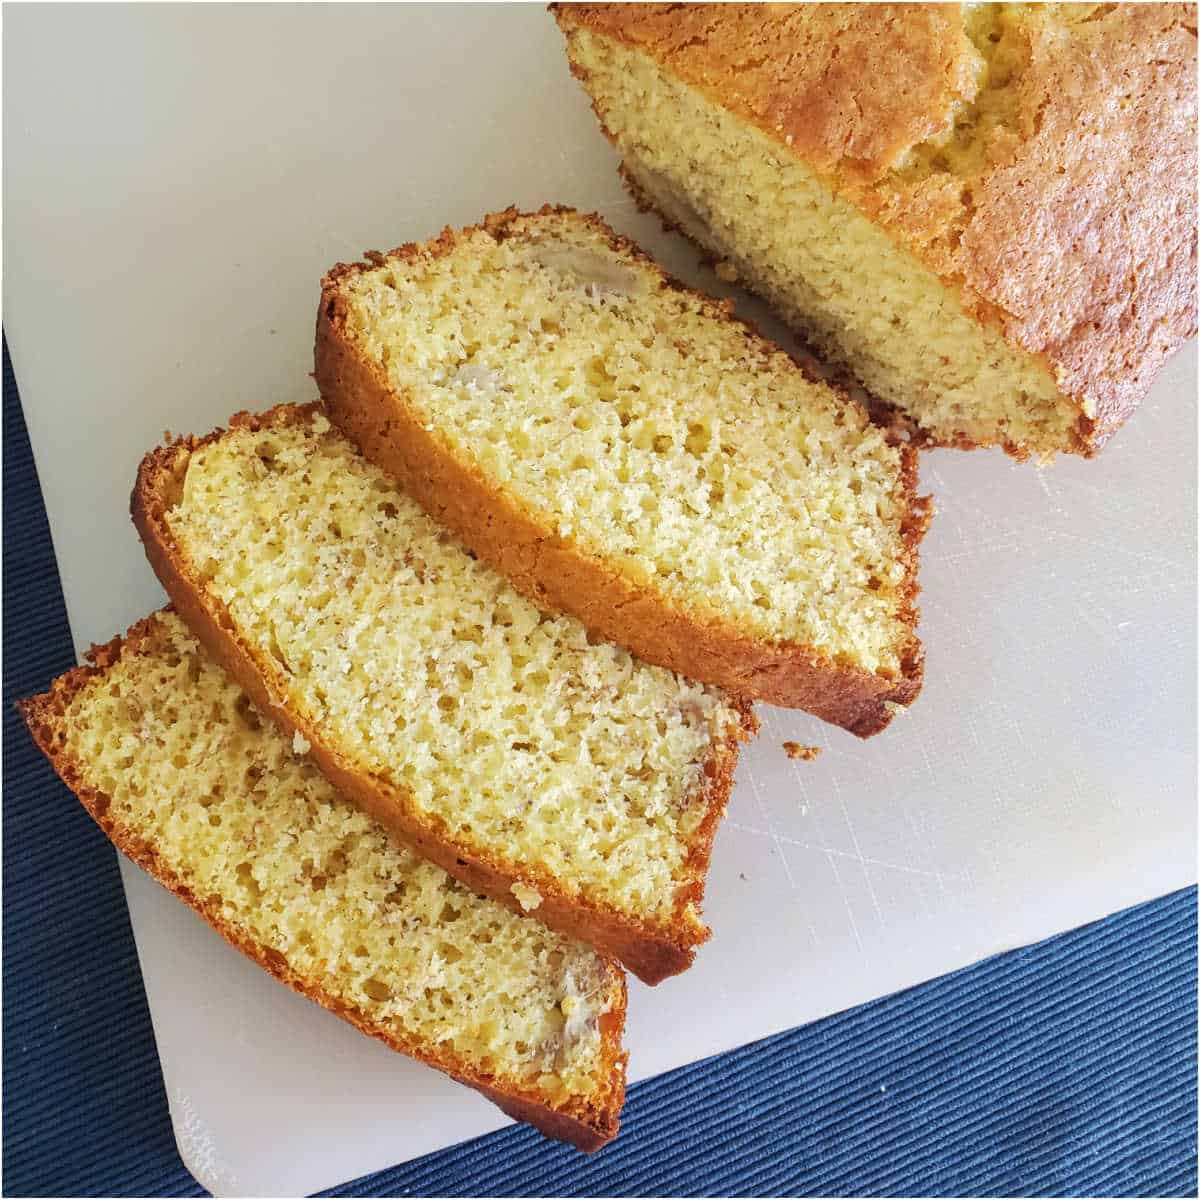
18, 616, 627, 1151
130, 403, 752, 984
555, 3, 1198, 455
559, 2, 983, 176
315, 205, 928, 735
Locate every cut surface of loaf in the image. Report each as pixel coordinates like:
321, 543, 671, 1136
19, 611, 628, 1150
132, 405, 755, 984
555, 3, 1198, 459
316, 207, 928, 730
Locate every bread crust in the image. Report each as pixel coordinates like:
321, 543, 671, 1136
18, 616, 627, 1151
555, 3, 1199, 456
316, 206, 928, 734
131, 403, 755, 984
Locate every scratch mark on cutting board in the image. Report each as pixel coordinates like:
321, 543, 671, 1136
890, 786, 937, 920
826, 766, 887, 935
933, 535, 1022, 565
823, 846, 868, 963
782, 764, 825, 948
784, 747, 815, 812
1046, 528, 1181, 569
726, 820, 971, 884
745, 771, 797, 891
750, 772, 830, 950
912, 737, 952, 900
1037, 468, 1067, 515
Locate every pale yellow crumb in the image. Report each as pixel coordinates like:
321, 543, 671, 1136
51, 611, 621, 1103
165, 416, 747, 925
335, 212, 916, 678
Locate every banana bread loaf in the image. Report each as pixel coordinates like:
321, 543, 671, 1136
555, 3, 1198, 458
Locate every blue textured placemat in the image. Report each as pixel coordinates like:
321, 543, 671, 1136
3, 338, 1196, 1199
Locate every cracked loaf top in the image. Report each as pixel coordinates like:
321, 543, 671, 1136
560, 2, 1198, 449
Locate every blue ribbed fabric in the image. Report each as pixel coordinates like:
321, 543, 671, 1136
3, 340, 1196, 1199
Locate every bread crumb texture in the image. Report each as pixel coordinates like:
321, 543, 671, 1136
782, 742, 821, 762
512, 882, 545, 912
333, 209, 916, 678
558, 3, 1198, 456
164, 413, 744, 928
42, 611, 621, 1106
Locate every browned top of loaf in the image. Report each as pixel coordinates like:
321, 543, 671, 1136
557, 3, 1198, 447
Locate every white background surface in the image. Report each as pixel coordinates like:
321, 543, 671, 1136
5, 5, 1196, 1196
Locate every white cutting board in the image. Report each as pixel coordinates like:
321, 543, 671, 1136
5, 5, 1196, 1195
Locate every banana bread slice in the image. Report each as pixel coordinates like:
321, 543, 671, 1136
132, 404, 756, 984
315, 207, 928, 730
554, 3, 1198, 459
20, 610, 628, 1150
